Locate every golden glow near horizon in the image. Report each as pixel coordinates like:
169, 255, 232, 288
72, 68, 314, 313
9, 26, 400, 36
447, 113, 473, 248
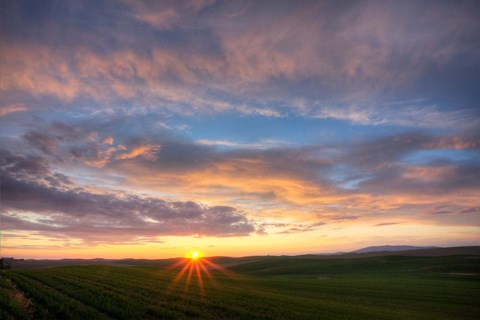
191, 251, 199, 260
4, 223, 480, 260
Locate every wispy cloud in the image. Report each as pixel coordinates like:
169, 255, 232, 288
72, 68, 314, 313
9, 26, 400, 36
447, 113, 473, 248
1, 1, 478, 126
374, 222, 401, 227
196, 139, 289, 149
307, 104, 478, 127
0, 103, 27, 117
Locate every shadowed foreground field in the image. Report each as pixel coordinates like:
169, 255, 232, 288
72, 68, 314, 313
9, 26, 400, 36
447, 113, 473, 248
1, 254, 479, 320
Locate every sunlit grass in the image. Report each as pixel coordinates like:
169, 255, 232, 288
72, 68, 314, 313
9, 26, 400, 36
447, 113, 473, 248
2, 255, 478, 319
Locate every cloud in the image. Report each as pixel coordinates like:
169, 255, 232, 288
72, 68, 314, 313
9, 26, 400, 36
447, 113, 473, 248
1, 1, 478, 126
427, 135, 480, 150
0, 117, 479, 245
196, 138, 289, 149
21, 122, 165, 167
1, 0, 479, 253
344, 132, 480, 170
374, 222, 401, 227
0, 103, 27, 117
23, 129, 59, 154
125, 0, 216, 30
235, 105, 285, 118
101, 136, 114, 145
115, 144, 160, 160
18, 120, 480, 214
277, 221, 326, 234
309, 104, 478, 127
457, 207, 480, 214
0, 150, 256, 243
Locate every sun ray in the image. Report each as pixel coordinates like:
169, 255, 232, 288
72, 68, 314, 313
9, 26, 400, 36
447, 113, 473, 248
201, 258, 243, 280
184, 261, 195, 291
167, 258, 189, 270
194, 261, 204, 295
198, 259, 216, 286
169, 260, 192, 290
167, 252, 244, 295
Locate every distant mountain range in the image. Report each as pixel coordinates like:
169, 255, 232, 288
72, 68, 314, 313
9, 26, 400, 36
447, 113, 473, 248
352, 245, 438, 254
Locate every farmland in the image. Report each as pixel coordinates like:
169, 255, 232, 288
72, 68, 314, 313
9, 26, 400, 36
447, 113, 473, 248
1, 252, 479, 320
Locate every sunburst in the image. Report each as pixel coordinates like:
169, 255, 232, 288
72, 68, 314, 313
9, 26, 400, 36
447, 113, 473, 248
167, 251, 237, 295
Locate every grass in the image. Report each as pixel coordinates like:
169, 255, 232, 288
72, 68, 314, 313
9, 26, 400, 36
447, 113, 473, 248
1, 255, 479, 319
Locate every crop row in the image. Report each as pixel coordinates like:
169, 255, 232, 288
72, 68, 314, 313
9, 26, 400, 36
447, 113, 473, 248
5, 265, 479, 320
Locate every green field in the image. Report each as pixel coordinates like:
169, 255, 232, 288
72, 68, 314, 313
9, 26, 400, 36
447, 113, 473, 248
1, 255, 479, 320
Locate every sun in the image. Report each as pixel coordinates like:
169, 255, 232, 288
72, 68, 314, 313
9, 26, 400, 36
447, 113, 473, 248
185, 250, 203, 260
191, 251, 199, 260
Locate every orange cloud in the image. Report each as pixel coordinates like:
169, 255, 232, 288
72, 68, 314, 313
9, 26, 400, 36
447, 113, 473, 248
101, 136, 114, 145
116, 144, 161, 161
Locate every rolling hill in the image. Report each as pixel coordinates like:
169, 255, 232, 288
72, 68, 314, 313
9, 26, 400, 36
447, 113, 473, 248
1, 246, 479, 319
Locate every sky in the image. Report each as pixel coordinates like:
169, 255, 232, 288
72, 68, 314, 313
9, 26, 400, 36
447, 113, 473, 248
0, 0, 479, 259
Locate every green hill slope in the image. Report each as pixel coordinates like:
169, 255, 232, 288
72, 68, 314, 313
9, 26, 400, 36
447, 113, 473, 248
1, 254, 479, 320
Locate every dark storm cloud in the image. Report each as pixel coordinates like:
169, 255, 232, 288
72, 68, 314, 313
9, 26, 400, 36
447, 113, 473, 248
0, 150, 256, 243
